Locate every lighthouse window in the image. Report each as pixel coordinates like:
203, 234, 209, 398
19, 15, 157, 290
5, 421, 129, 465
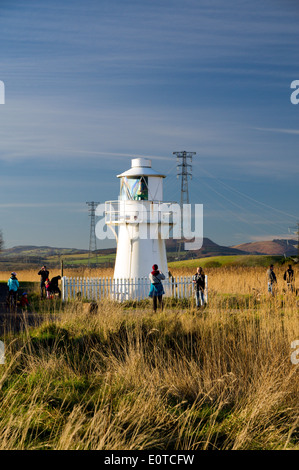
120, 177, 132, 200
120, 177, 148, 200
134, 176, 148, 200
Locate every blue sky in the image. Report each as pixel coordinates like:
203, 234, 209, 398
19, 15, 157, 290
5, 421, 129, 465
0, 0, 298, 249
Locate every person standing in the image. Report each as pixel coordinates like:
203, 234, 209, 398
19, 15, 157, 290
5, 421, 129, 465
149, 264, 165, 312
7, 272, 19, 308
284, 264, 295, 292
38, 265, 49, 298
192, 267, 206, 308
267, 264, 277, 296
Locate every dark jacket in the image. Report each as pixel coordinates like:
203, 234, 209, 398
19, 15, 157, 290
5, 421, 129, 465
193, 273, 205, 291
38, 269, 49, 283
50, 276, 61, 287
267, 268, 277, 284
284, 268, 294, 283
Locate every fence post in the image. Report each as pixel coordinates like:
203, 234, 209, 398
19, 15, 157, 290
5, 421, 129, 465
109, 277, 112, 299
62, 276, 66, 302
80, 277, 83, 300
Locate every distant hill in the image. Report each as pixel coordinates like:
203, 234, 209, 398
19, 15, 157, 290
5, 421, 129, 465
0, 244, 117, 270
0, 245, 89, 270
0, 238, 295, 270
0, 245, 88, 259
166, 237, 247, 260
2, 239, 242, 260
231, 239, 298, 256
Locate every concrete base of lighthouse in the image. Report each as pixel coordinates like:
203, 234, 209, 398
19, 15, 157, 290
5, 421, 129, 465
114, 226, 168, 279
112, 224, 168, 300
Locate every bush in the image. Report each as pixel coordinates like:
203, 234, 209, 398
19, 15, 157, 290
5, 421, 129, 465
204, 260, 222, 268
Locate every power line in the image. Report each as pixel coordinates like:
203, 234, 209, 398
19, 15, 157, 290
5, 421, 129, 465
189, 166, 297, 239
192, 173, 290, 235
196, 166, 297, 221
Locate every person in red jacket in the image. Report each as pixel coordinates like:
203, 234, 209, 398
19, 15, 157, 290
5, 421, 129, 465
20, 292, 29, 310
45, 279, 52, 299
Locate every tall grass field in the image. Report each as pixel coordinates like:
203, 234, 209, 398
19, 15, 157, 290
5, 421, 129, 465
0, 263, 298, 450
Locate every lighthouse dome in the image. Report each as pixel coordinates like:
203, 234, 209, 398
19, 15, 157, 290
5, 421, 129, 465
117, 158, 165, 178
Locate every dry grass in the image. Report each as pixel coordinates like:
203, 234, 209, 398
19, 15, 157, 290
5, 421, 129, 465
1, 264, 297, 296
0, 267, 114, 282
0, 265, 298, 450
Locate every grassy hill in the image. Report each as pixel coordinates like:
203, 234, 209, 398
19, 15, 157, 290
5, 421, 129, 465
0, 238, 294, 271
168, 254, 285, 270
0, 245, 115, 270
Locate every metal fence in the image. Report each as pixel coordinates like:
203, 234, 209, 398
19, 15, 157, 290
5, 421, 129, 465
62, 275, 208, 303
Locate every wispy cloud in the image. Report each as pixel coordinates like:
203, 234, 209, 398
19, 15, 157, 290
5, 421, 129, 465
0, 202, 84, 209
253, 127, 299, 135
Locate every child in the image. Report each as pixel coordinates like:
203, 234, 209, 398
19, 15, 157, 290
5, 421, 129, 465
45, 279, 52, 299
20, 292, 29, 310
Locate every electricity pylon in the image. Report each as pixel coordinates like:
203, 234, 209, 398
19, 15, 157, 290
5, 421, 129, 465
173, 151, 196, 259
86, 201, 100, 267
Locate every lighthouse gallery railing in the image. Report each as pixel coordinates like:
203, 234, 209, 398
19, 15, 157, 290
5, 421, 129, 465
105, 200, 178, 225
62, 275, 208, 303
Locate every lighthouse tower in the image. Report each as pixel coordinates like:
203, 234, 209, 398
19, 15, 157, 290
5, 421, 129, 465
105, 158, 170, 291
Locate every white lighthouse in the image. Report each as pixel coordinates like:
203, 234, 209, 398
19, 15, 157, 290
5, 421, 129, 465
105, 158, 173, 297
